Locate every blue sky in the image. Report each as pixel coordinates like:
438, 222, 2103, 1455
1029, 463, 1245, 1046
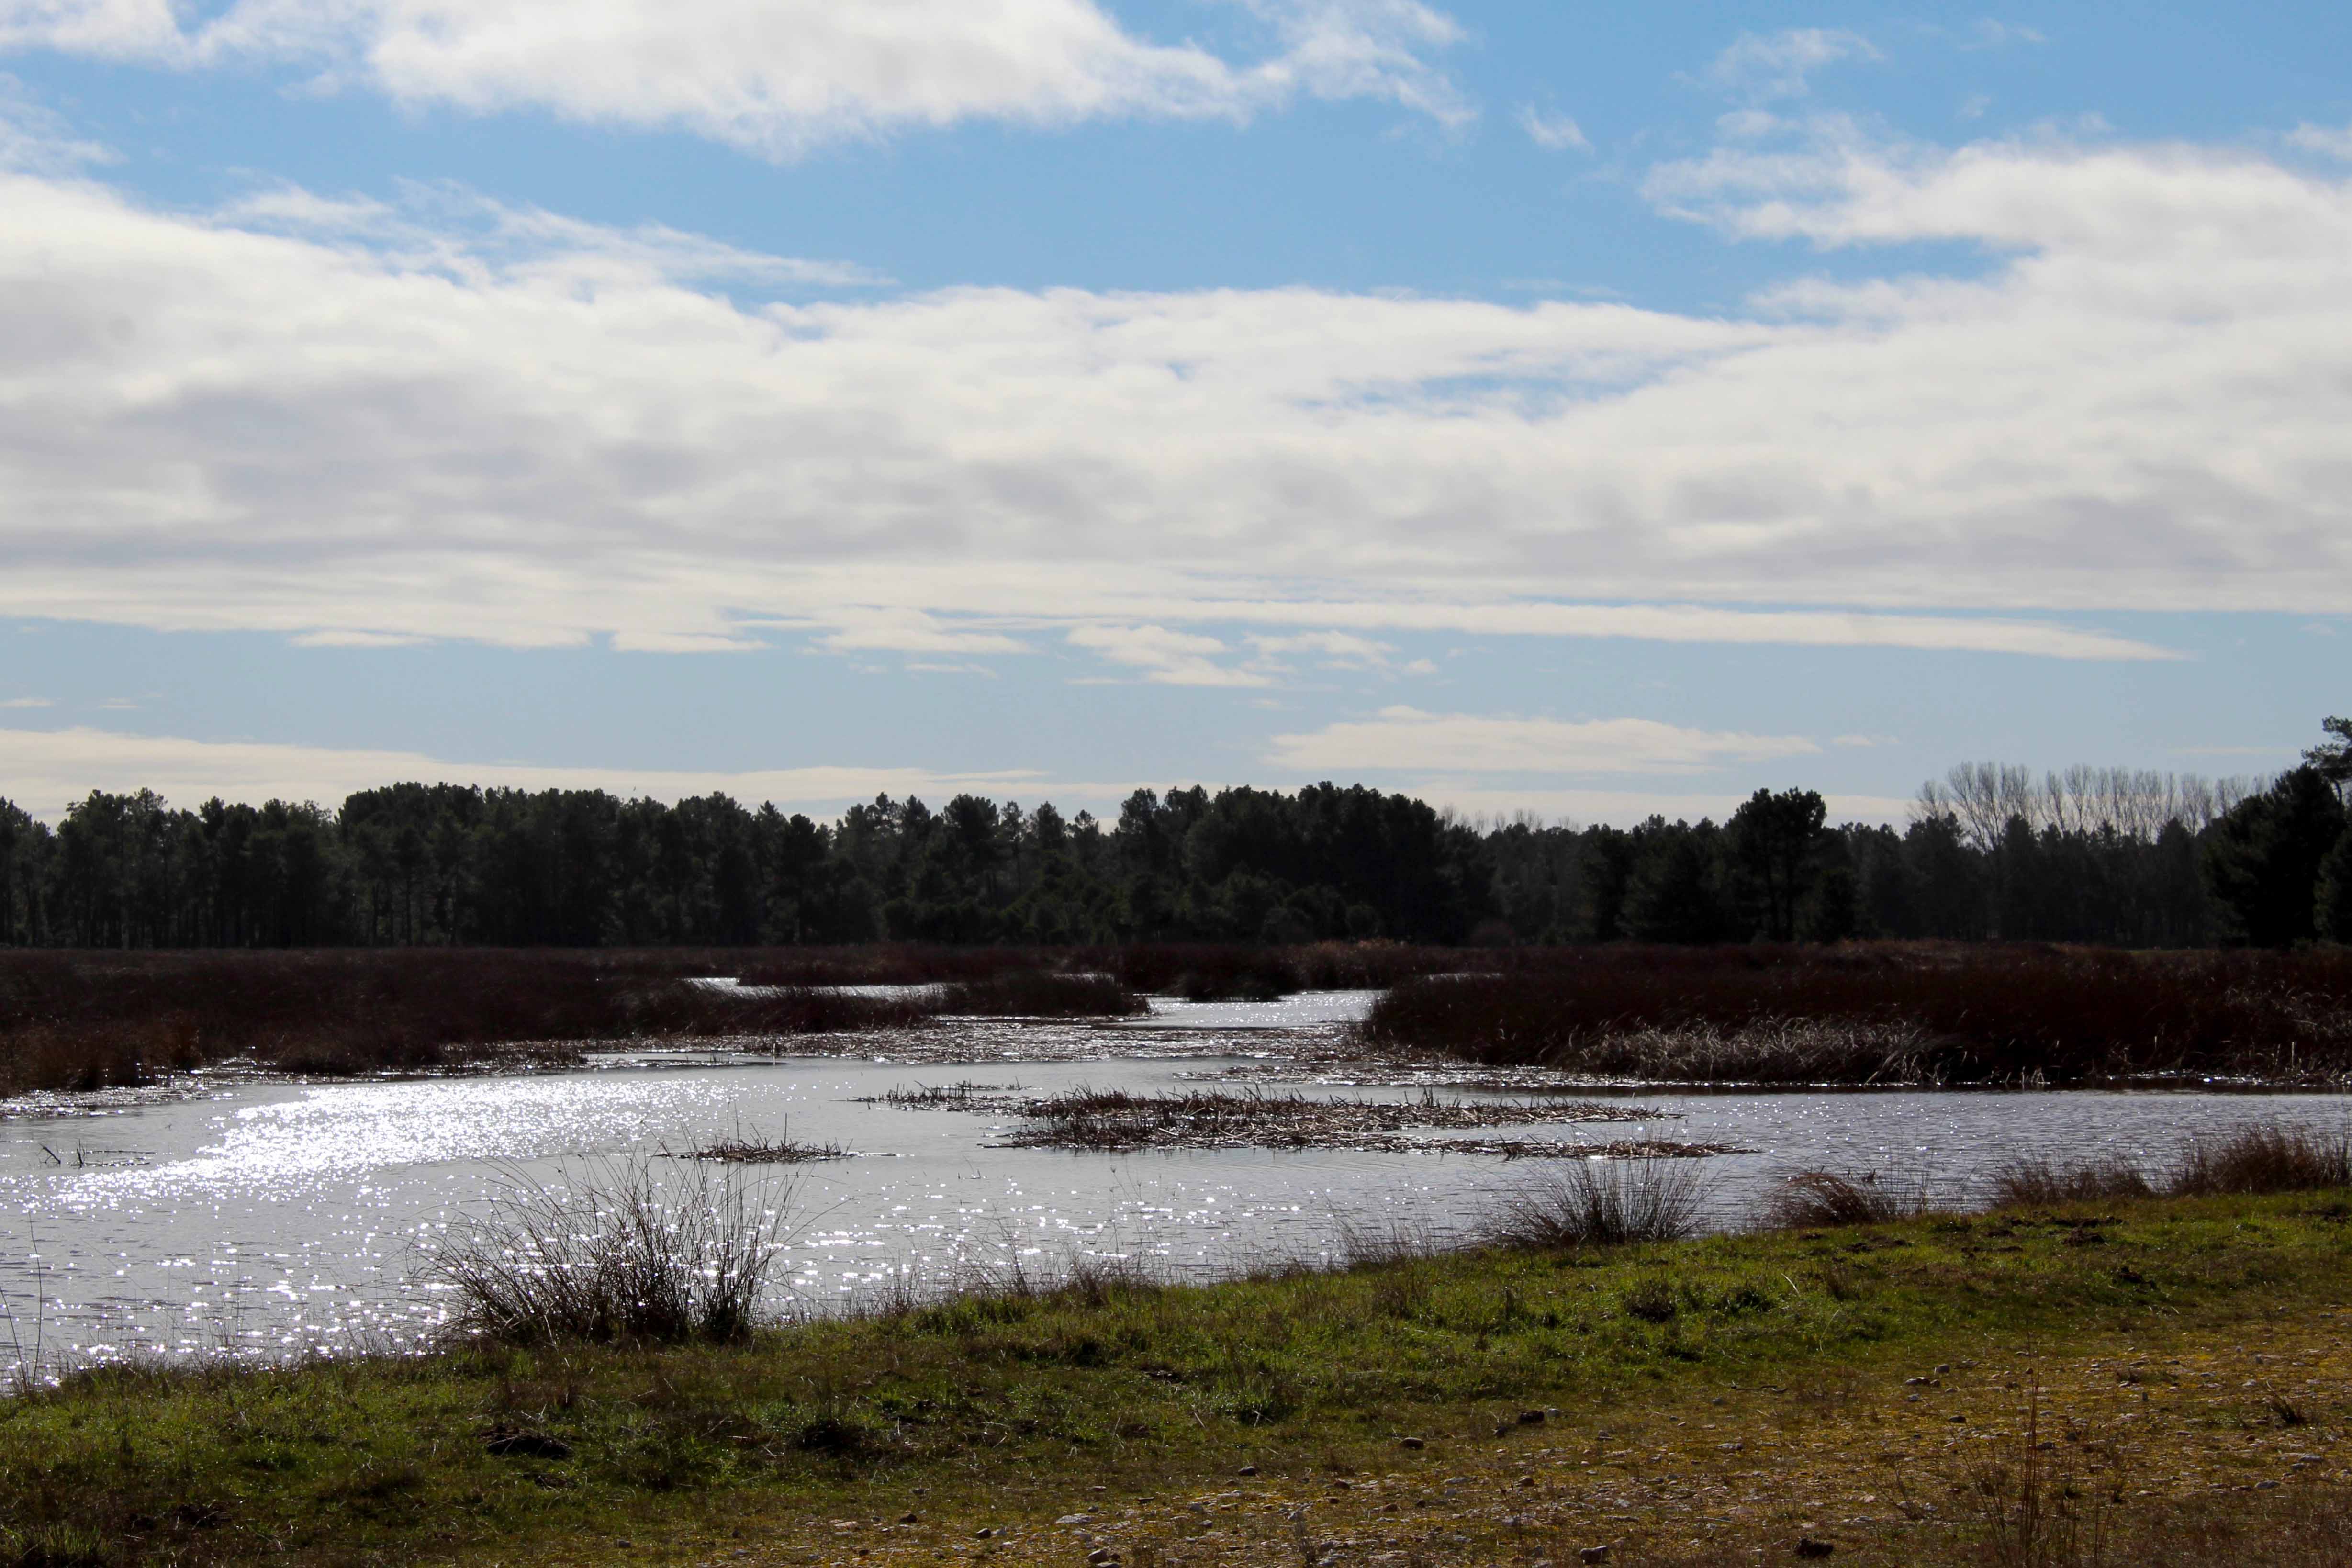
0, 1, 2347, 824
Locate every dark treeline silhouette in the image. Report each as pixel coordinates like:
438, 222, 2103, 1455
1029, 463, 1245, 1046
2, 717, 2346, 951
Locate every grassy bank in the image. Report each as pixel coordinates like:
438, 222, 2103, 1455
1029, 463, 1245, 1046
1360, 943, 2352, 1086
8, 1187, 2352, 1567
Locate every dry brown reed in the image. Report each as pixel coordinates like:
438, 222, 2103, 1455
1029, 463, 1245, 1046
2167, 1124, 2352, 1195
0, 949, 933, 1095
1359, 943, 2352, 1086
1988, 1124, 2352, 1208
936, 970, 1146, 1016
1990, 1156, 2155, 1207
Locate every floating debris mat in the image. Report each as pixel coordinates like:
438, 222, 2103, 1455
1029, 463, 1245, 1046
872, 1084, 1746, 1156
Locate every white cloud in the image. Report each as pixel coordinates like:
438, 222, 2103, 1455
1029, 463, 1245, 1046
0, 695, 49, 707
1963, 21, 2046, 49
1266, 708, 1819, 774
1246, 630, 1393, 665
0, 725, 1100, 818
2289, 122, 2352, 162
0, 124, 2345, 676
0, 0, 1467, 155
1067, 625, 1268, 685
1703, 28, 1881, 101
1517, 104, 1588, 152
814, 608, 1028, 656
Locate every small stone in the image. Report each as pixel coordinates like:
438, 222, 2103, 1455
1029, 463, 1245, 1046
1518, 1409, 1547, 1425
974, 1527, 995, 1538
1237, 1464, 1258, 1476
1399, 1436, 1426, 1450
1056, 1513, 1092, 1525
1086, 1551, 1121, 1567
1934, 1364, 1950, 1375
1949, 1414, 1967, 1424
898, 1512, 919, 1524
1579, 1548, 1611, 1565
1090, 1484, 1109, 1492
1903, 1377, 1929, 1387
1518, 1474, 1537, 1488
1795, 1537, 1836, 1559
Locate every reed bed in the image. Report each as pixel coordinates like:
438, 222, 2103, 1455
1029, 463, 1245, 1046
935, 970, 1146, 1017
0, 949, 941, 1095
1358, 943, 2352, 1086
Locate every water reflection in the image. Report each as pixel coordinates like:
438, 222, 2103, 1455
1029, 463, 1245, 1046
3, 1050, 2345, 1375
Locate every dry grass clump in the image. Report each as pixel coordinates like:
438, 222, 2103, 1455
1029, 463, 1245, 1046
1989, 1125, 2352, 1208
424, 1160, 788, 1345
1477, 1158, 1709, 1248
1990, 1155, 2156, 1207
2168, 1124, 2352, 1196
1764, 1170, 1943, 1229
1358, 943, 2352, 1086
675, 1124, 846, 1165
936, 970, 1145, 1017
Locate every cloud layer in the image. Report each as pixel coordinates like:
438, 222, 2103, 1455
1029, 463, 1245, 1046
0, 117, 2347, 675
1267, 708, 1819, 774
0, 0, 1467, 153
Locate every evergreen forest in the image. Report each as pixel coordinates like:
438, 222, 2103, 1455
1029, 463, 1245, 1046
2, 719, 2346, 952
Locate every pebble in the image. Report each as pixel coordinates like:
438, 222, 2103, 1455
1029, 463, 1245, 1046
1399, 1436, 1426, 1450
1579, 1548, 1611, 1565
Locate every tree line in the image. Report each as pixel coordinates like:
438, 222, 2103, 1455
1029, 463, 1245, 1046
2, 718, 2345, 951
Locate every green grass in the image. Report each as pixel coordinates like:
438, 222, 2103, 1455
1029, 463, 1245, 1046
6, 1192, 2352, 1566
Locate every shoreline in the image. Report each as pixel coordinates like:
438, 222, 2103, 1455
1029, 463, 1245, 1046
4, 1189, 2348, 1566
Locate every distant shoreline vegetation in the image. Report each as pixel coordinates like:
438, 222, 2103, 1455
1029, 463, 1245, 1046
0, 717, 2345, 952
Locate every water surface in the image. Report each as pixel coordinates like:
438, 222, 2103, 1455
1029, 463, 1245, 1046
3, 1040, 2342, 1376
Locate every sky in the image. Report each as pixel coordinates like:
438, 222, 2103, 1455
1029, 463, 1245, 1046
0, 0, 2347, 827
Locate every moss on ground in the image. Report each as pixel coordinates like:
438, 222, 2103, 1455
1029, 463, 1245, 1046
5, 1192, 2352, 1566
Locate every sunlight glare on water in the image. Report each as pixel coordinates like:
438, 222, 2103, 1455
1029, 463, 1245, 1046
2, 1039, 2345, 1376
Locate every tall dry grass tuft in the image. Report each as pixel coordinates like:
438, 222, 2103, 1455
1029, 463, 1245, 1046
2168, 1124, 2352, 1196
1477, 1158, 1708, 1248
1990, 1156, 2155, 1207
1962, 1387, 2121, 1568
423, 1159, 789, 1346
1764, 1170, 1940, 1229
